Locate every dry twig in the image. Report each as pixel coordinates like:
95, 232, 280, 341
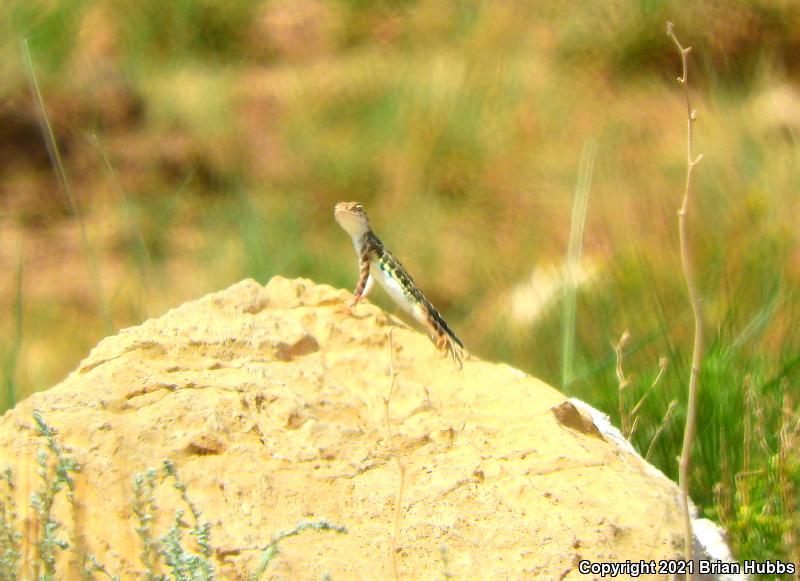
614, 331, 632, 437
666, 22, 704, 574
645, 399, 678, 461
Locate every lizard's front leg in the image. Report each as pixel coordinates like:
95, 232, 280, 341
340, 252, 372, 314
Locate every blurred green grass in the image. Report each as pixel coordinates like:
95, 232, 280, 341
1, 0, 798, 570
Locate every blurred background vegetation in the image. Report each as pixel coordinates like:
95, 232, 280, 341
1, 0, 798, 570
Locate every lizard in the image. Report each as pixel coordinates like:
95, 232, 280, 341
334, 201, 465, 364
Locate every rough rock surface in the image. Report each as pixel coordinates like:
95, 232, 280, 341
0, 277, 691, 579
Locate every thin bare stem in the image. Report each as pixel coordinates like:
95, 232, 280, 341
666, 22, 704, 574
21, 39, 113, 334
742, 376, 753, 510
562, 141, 595, 388
614, 331, 631, 437
645, 399, 678, 461
383, 330, 406, 581
629, 356, 669, 420
778, 386, 798, 567
90, 133, 164, 314
4, 240, 24, 411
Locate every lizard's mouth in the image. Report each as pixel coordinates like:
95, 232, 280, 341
334, 208, 368, 237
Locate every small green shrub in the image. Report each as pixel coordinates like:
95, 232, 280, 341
1, 412, 347, 579
712, 393, 800, 575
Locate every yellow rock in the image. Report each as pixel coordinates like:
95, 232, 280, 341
0, 277, 688, 579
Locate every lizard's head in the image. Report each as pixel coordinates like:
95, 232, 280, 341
334, 201, 370, 238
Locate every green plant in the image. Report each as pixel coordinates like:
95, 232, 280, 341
0, 413, 349, 579
22, 39, 112, 335
712, 386, 799, 576
0, 467, 22, 579
30, 411, 81, 580
1, 241, 23, 414
130, 460, 215, 581
132, 468, 163, 580
249, 520, 348, 581
2, 412, 116, 580
159, 460, 214, 581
